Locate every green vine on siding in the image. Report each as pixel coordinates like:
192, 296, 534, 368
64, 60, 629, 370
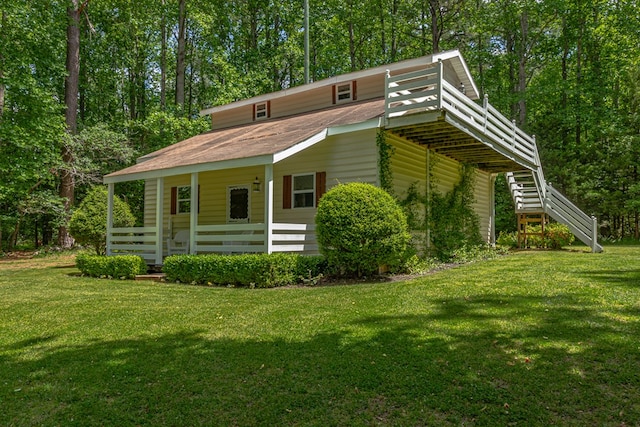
377, 131, 482, 261
428, 163, 483, 260
376, 129, 395, 195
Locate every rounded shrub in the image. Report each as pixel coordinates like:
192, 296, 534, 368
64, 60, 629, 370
315, 182, 410, 277
69, 186, 136, 254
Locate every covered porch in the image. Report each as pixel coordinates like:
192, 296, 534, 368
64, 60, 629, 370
105, 164, 317, 266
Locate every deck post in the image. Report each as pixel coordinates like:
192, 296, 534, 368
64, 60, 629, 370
384, 69, 390, 118
264, 164, 274, 254
190, 172, 198, 254
106, 183, 114, 256
511, 120, 517, 147
155, 177, 164, 265
437, 60, 443, 109
490, 174, 496, 246
591, 216, 598, 253
483, 94, 488, 133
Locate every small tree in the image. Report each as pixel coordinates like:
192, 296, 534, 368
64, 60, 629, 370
69, 186, 135, 254
315, 182, 410, 277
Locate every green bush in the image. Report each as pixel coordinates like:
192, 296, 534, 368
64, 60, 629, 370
497, 223, 575, 249
315, 182, 410, 277
544, 223, 575, 249
69, 186, 136, 255
162, 253, 326, 288
496, 231, 518, 248
76, 254, 148, 279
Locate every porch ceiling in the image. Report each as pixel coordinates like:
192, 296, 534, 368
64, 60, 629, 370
386, 113, 525, 173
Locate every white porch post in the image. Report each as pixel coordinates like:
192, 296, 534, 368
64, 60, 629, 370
106, 183, 114, 256
264, 164, 274, 254
155, 177, 164, 265
490, 174, 497, 246
190, 172, 198, 254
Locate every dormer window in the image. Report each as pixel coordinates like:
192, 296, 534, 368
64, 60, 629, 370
253, 101, 270, 121
333, 81, 357, 104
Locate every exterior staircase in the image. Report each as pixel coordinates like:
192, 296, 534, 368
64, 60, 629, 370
506, 166, 602, 252
384, 61, 602, 253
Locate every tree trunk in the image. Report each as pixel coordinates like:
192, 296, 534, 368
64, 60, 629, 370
160, 0, 166, 110
429, 0, 440, 53
0, 10, 6, 120
175, 0, 187, 111
517, 10, 528, 129
58, 0, 81, 248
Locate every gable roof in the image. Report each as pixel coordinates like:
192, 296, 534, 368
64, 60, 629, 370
200, 49, 478, 116
104, 98, 385, 183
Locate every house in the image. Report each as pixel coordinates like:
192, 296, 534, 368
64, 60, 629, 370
104, 49, 601, 265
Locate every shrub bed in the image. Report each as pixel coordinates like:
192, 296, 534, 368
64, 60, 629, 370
76, 254, 148, 279
496, 223, 575, 249
162, 253, 326, 288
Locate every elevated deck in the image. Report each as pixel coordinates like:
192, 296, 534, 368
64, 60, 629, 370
384, 62, 602, 252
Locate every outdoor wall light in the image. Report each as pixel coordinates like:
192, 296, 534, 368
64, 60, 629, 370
252, 177, 261, 192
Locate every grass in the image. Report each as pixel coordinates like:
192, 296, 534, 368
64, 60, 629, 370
1, 247, 639, 426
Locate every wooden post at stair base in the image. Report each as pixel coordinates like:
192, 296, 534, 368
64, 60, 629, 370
517, 212, 547, 249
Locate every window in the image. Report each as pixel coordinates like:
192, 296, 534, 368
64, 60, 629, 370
254, 101, 270, 120
228, 185, 250, 223
283, 172, 326, 210
176, 186, 191, 214
333, 81, 357, 104
293, 174, 315, 208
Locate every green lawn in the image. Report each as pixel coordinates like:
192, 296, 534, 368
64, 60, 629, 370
1, 247, 639, 426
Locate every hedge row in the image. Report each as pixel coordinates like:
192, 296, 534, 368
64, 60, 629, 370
76, 254, 148, 279
162, 253, 326, 288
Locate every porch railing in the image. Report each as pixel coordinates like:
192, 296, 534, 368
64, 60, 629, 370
107, 223, 318, 263
108, 227, 159, 263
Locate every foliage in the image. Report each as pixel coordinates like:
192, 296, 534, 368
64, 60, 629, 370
162, 253, 326, 288
376, 129, 394, 195
496, 231, 519, 249
3, 0, 640, 247
429, 164, 483, 261
69, 186, 136, 255
62, 124, 134, 185
544, 223, 575, 249
315, 182, 410, 277
75, 253, 147, 279
497, 223, 575, 250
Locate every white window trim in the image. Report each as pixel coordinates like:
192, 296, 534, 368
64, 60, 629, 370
335, 82, 353, 103
292, 173, 316, 209
227, 184, 250, 223
176, 185, 191, 214
255, 102, 268, 120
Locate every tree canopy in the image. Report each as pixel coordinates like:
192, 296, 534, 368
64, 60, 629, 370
1, 0, 639, 250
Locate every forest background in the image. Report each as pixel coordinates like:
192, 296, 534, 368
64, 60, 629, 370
1, 0, 639, 251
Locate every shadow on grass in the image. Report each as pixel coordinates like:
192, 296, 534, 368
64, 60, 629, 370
579, 268, 640, 288
1, 293, 639, 426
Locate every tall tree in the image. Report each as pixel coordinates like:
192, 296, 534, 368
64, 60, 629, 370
59, 0, 85, 248
175, 0, 187, 110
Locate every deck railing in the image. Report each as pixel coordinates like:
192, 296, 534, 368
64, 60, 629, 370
107, 223, 318, 263
385, 62, 538, 170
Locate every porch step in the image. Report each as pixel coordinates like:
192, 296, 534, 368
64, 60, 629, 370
135, 273, 166, 282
